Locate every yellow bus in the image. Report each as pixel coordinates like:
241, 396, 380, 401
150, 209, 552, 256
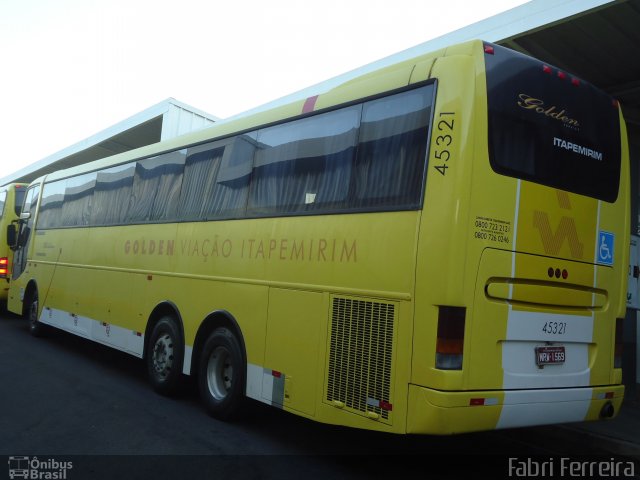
0, 183, 27, 302
7, 40, 629, 434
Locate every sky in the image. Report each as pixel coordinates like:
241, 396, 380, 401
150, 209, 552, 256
0, 0, 529, 175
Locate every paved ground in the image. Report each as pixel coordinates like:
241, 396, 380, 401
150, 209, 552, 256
0, 312, 636, 479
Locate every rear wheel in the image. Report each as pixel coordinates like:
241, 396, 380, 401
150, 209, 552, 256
146, 316, 184, 395
198, 327, 245, 420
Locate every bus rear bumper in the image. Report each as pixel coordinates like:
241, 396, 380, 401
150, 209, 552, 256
406, 384, 624, 435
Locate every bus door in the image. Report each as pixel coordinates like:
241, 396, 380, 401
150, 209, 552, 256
12, 184, 40, 281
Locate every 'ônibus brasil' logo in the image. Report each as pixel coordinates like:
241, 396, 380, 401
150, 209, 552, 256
517, 94, 580, 130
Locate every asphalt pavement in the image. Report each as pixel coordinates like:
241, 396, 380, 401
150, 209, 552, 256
0, 311, 638, 479
558, 395, 640, 457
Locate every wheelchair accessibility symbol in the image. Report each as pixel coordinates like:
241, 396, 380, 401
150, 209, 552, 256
597, 231, 614, 266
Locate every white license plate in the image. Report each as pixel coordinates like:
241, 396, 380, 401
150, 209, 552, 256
535, 346, 565, 366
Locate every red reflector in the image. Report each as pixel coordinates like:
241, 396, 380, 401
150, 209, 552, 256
272, 370, 282, 378
542, 65, 552, 74
470, 398, 485, 406
484, 45, 494, 54
379, 401, 393, 411
562, 269, 568, 279
605, 392, 614, 399
612, 99, 620, 108
571, 77, 580, 86
558, 71, 567, 80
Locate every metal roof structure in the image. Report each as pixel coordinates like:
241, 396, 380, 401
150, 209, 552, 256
0, 98, 218, 186
499, 0, 640, 128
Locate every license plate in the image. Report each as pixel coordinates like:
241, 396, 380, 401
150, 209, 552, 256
535, 346, 565, 366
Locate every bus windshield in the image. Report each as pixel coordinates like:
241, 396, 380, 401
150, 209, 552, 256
485, 42, 621, 203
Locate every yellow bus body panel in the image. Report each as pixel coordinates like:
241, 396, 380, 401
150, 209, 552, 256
8, 40, 630, 434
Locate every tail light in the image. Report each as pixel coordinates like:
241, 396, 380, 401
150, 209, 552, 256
614, 318, 623, 369
435, 306, 466, 370
0, 257, 8, 278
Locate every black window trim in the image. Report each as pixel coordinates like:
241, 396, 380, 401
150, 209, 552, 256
36, 80, 437, 230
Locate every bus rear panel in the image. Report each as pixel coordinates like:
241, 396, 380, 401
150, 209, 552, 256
409, 42, 628, 434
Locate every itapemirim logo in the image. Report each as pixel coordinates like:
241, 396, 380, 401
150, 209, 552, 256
7, 456, 72, 480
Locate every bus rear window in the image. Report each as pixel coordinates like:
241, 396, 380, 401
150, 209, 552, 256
484, 43, 621, 202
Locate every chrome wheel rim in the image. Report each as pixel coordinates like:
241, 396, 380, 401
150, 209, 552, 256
207, 346, 233, 401
152, 333, 174, 379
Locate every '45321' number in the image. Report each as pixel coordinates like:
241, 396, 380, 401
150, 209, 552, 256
542, 321, 567, 335
433, 112, 455, 176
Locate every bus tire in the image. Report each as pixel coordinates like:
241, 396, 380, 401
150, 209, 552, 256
27, 290, 46, 338
198, 327, 245, 420
146, 316, 184, 396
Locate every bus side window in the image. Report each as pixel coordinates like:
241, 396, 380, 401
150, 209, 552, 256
178, 145, 226, 221
129, 150, 186, 223
354, 86, 433, 209
60, 173, 97, 227
38, 180, 65, 229
91, 163, 135, 226
178, 137, 253, 221
248, 106, 358, 214
205, 135, 253, 219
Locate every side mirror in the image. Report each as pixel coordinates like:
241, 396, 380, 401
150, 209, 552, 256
6, 224, 17, 250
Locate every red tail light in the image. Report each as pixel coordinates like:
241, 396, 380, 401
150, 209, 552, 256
436, 307, 466, 370
614, 318, 623, 369
0, 257, 8, 278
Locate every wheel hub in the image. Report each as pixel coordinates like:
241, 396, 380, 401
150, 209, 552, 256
207, 346, 233, 401
152, 333, 174, 378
